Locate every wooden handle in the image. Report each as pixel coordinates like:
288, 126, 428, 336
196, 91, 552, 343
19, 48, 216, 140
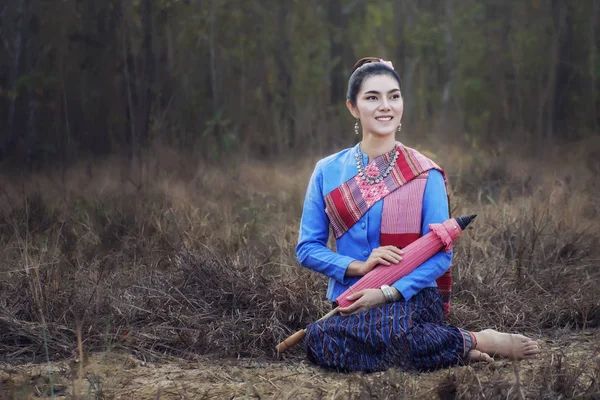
276, 329, 307, 353
317, 306, 340, 321
276, 307, 341, 353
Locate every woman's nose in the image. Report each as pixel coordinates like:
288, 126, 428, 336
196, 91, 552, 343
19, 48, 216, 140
379, 99, 390, 110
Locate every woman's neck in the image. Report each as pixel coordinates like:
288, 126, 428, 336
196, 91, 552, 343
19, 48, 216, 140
360, 135, 397, 161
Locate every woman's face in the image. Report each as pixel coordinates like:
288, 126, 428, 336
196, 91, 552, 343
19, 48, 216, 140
347, 74, 403, 138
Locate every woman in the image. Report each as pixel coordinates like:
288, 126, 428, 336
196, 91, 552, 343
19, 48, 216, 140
296, 57, 540, 372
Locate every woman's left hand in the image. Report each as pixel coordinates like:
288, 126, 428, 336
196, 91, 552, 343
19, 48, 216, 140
338, 289, 386, 316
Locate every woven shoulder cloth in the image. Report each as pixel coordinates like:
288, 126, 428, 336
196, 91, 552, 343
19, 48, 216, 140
324, 143, 454, 315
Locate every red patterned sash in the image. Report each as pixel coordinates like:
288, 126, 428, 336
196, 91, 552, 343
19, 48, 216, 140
325, 143, 453, 315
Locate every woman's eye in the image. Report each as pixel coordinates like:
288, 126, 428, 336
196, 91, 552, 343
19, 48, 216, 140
367, 96, 377, 100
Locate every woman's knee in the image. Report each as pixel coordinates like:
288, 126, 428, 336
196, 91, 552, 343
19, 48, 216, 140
304, 323, 321, 360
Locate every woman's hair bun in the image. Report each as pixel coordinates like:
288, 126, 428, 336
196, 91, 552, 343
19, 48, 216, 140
351, 57, 382, 74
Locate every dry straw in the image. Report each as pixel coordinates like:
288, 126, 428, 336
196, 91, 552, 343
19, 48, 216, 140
0, 142, 599, 397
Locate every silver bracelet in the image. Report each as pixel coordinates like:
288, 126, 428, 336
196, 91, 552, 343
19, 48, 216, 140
380, 285, 395, 303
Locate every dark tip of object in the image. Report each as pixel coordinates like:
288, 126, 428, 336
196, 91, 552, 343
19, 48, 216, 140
455, 214, 477, 230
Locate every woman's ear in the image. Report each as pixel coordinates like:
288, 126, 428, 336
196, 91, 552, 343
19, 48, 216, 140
346, 100, 359, 119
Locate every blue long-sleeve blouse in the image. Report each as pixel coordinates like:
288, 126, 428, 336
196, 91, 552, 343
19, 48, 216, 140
296, 143, 452, 302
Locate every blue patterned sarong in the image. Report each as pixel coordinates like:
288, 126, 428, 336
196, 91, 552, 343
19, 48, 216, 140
305, 288, 473, 372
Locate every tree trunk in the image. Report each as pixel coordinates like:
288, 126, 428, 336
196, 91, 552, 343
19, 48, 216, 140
590, 0, 599, 131
552, 0, 572, 139
3, 0, 26, 158
121, 0, 137, 161
396, 0, 417, 125
140, 0, 154, 147
275, 0, 294, 153
441, 0, 455, 126
536, 1, 565, 142
328, 0, 347, 107
509, 5, 525, 134
26, 6, 38, 165
60, 66, 72, 163
208, 0, 220, 152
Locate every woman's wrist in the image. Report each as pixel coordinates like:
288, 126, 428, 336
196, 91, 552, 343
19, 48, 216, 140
346, 260, 365, 277
380, 285, 402, 303
380, 285, 395, 303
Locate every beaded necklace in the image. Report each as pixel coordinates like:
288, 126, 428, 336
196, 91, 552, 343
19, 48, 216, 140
355, 144, 399, 185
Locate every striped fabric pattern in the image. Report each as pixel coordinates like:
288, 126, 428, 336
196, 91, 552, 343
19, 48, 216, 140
380, 176, 428, 234
305, 288, 473, 372
378, 172, 453, 316
324, 143, 445, 239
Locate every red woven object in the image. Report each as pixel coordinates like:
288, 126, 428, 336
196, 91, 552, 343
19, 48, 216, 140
335, 217, 465, 308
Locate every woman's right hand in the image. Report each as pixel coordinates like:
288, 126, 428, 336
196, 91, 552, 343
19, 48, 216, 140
346, 246, 404, 277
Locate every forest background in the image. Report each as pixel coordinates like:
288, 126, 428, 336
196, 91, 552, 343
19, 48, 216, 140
0, 0, 599, 162
1, 0, 600, 398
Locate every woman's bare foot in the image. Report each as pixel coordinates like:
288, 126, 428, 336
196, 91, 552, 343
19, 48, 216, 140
468, 349, 494, 363
473, 329, 540, 360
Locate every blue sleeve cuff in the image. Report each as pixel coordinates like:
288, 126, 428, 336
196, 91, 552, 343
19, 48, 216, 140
331, 256, 356, 284
392, 280, 414, 301
391, 249, 452, 301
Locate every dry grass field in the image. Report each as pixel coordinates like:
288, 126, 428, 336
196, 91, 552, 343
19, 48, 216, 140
1, 138, 599, 399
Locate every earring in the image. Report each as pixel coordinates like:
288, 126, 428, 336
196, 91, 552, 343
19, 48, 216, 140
355, 121, 360, 135
397, 122, 402, 132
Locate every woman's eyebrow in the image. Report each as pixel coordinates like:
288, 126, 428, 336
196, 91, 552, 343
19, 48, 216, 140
363, 88, 401, 95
